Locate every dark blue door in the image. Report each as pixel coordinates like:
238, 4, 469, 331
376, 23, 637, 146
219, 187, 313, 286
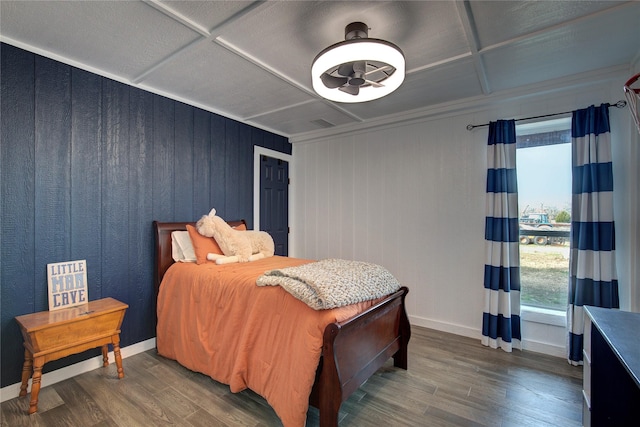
260, 155, 288, 255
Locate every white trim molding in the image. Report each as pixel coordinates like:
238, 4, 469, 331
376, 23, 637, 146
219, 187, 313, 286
521, 305, 566, 327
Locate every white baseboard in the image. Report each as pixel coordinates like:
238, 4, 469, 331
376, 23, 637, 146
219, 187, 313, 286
521, 338, 566, 358
0, 338, 156, 403
409, 315, 481, 340
409, 315, 567, 359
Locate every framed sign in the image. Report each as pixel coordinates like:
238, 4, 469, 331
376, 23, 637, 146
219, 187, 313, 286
47, 260, 88, 311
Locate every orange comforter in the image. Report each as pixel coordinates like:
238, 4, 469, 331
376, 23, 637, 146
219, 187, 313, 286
156, 256, 379, 427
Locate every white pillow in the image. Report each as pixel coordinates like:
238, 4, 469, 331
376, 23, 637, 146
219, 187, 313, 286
171, 231, 197, 262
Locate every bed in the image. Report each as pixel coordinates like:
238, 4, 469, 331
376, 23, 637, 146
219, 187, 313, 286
153, 220, 411, 427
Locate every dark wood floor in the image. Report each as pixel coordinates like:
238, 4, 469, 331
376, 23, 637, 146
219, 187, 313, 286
1, 326, 583, 426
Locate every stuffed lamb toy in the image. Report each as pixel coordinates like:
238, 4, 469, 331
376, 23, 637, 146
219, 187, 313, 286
196, 208, 274, 264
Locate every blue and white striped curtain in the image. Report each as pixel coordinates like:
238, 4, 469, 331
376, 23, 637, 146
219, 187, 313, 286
482, 120, 521, 352
567, 104, 619, 365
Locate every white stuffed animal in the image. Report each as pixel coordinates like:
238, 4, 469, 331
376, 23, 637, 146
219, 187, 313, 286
196, 208, 275, 264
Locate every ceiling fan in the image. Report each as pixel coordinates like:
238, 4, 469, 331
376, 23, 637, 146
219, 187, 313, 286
311, 22, 405, 103
319, 61, 395, 96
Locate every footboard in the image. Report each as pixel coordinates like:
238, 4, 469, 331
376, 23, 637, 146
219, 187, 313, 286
309, 286, 410, 427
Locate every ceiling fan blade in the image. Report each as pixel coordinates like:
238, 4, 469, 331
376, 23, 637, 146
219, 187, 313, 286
339, 85, 359, 96
364, 79, 384, 88
337, 62, 354, 77
320, 73, 348, 89
353, 61, 366, 74
364, 65, 392, 76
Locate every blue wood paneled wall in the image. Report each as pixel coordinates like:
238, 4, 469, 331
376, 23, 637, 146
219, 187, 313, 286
0, 43, 291, 387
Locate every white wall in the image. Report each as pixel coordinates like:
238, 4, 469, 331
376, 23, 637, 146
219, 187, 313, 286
289, 67, 640, 358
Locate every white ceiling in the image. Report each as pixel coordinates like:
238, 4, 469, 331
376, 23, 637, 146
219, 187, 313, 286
1, 1, 639, 138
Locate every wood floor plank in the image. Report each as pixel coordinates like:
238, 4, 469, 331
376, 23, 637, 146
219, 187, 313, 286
26, 383, 65, 413
117, 351, 168, 394
151, 386, 199, 420
184, 407, 232, 427
146, 359, 271, 426
49, 378, 108, 426
423, 405, 489, 427
424, 387, 504, 426
74, 370, 162, 426
1, 326, 583, 426
1, 398, 48, 427
35, 403, 87, 427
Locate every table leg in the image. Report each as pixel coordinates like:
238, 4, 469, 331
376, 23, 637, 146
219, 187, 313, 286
112, 335, 124, 379
28, 357, 44, 414
19, 348, 33, 397
102, 345, 109, 367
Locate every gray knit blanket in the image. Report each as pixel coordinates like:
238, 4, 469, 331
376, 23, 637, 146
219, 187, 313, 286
256, 258, 401, 310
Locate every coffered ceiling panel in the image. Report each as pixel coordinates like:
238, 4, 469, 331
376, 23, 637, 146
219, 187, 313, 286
1, 1, 202, 79
140, 39, 313, 120
482, 4, 640, 92
469, 0, 628, 48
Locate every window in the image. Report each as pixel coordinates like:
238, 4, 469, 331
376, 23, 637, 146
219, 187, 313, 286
516, 118, 571, 311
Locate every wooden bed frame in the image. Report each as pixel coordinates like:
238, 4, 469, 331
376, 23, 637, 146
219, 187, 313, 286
153, 220, 411, 427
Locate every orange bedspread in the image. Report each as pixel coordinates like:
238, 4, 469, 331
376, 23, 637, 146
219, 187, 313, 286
156, 256, 380, 427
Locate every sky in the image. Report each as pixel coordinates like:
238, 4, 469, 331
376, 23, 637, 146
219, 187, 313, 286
516, 143, 572, 214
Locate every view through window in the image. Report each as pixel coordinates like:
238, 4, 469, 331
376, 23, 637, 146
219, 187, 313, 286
516, 118, 571, 311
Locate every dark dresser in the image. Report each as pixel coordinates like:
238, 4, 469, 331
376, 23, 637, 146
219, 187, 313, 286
583, 306, 640, 426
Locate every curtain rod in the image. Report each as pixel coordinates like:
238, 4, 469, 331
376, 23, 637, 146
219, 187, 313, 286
466, 100, 627, 131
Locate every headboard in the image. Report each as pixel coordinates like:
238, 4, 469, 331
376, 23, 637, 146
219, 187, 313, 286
152, 219, 246, 303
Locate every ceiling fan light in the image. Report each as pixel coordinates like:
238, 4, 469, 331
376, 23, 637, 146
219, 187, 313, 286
312, 36, 405, 103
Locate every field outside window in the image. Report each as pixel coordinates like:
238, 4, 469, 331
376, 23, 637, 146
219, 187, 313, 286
516, 118, 571, 312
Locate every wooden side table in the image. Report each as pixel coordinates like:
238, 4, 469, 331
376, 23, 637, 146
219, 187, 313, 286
15, 297, 128, 414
